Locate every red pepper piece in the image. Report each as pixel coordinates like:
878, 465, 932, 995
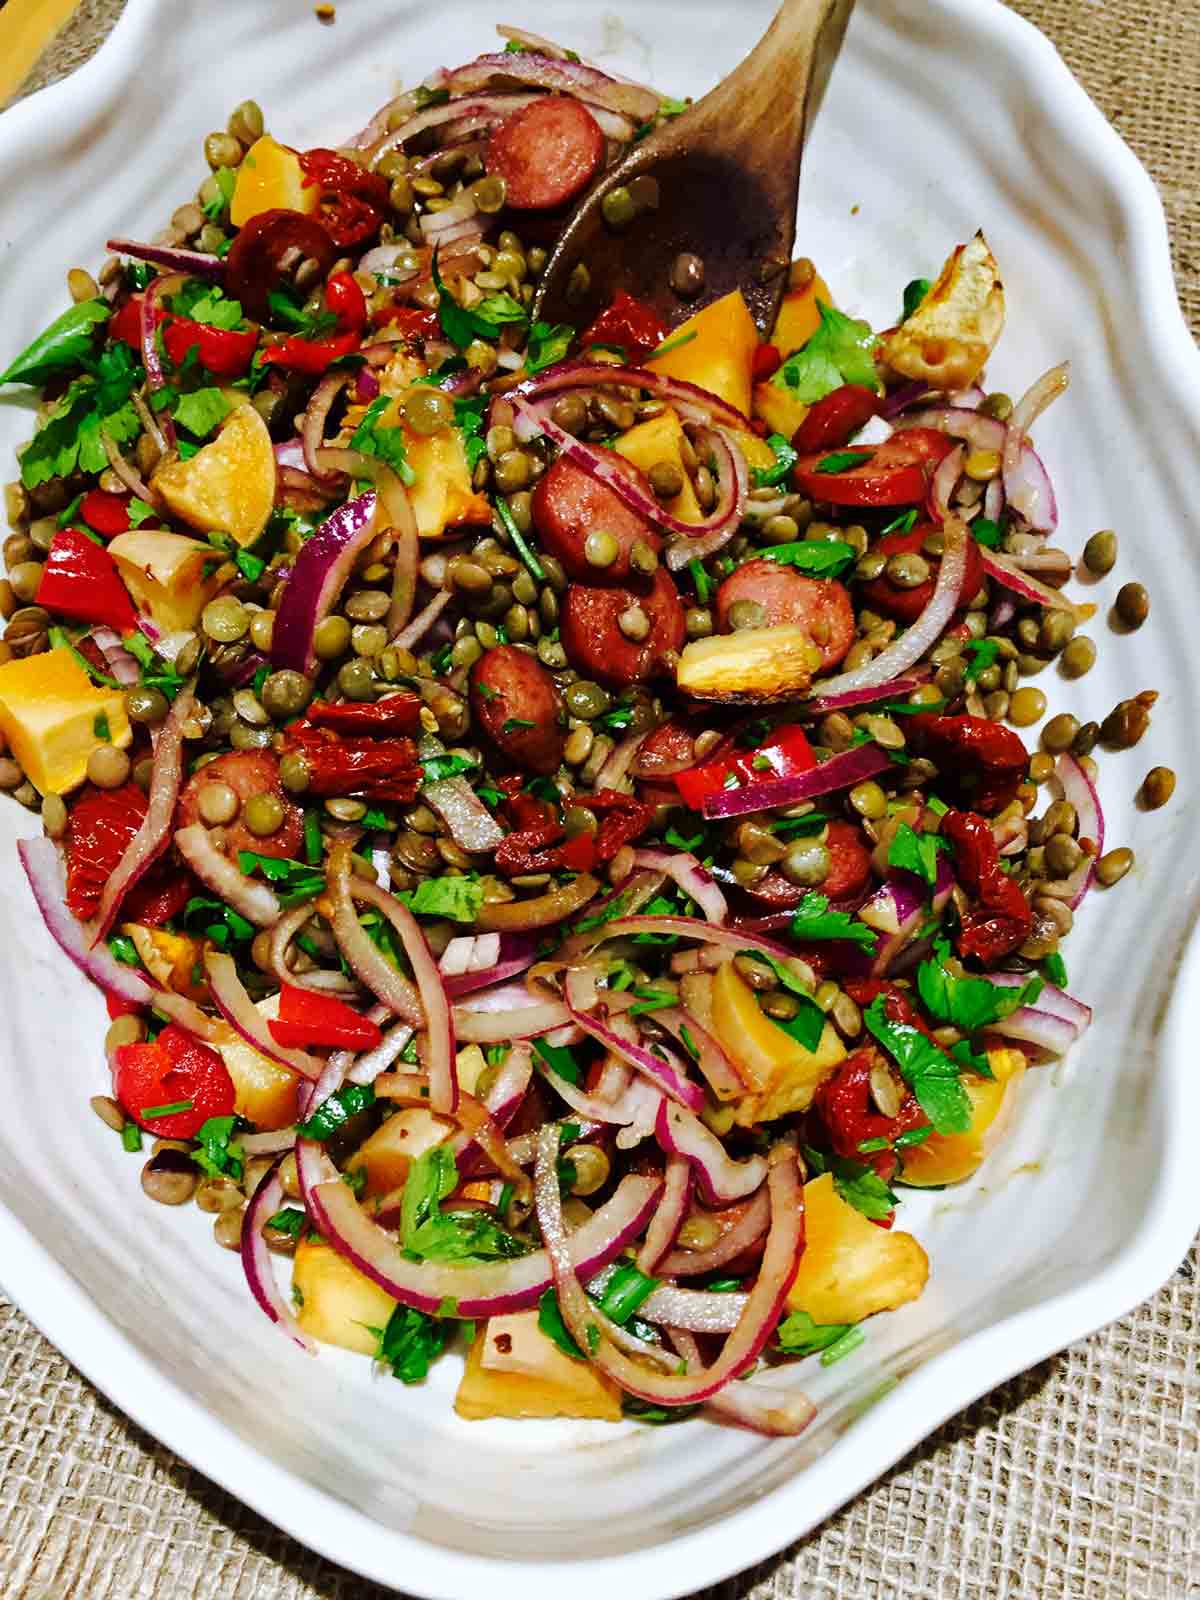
906, 713, 1028, 815
268, 982, 384, 1052
674, 724, 816, 811
814, 1045, 929, 1183
306, 695, 422, 736
161, 316, 258, 378
751, 343, 782, 382
282, 720, 422, 803
371, 303, 441, 339
79, 488, 132, 537
113, 1025, 236, 1138
109, 297, 144, 349
791, 384, 883, 453
106, 993, 144, 1020
225, 208, 337, 321
261, 271, 368, 375
37, 526, 136, 632
940, 808, 1033, 965
581, 290, 670, 364
588, 788, 657, 862
66, 782, 146, 919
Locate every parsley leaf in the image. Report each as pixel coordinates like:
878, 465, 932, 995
533, 1037, 582, 1085
265, 1206, 307, 1239
452, 393, 488, 470
814, 449, 874, 474
400, 1146, 528, 1262
525, 320, 574, 374
688, 558, 711, 603
181, 894, 255, 948
414, 84, 450, 109
402, 876, 483, 923
901, 277, 933, 320
916, 945, 1042, 1032
772, 302, 881, 404
421, 751, 477, 784
887, 821, 947, 889
365, 1303, 451, 1384
494, 495, 544, 580
970, 516, 1004, 549
538, 1286, 584, 1358
192, 1115, 245, 1181
236, 851, 325, 906
171, 279, 244, 329
756, 539, 857, 578
750, 432, 799, 488
296, 1083, 376, 1141
740, 950, 826, 1050
804, 1144, 898, 1221
1, 298, 111, 386
863, 995, 972, 1134
790, 892, 878, 950
173, 386, 233, 439
20, 342, 142, 488
432, 247, 528, 348
127, 496, 157, 528
963, 637, 1001, 682
1043, 952, 1068, 989
777, 1308, 856, 1358
349, 394, 416, 484
267, 285, 338, 339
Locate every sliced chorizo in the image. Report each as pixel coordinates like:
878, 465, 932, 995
486, 96, 606, 212
560, 568, 686, 688
746, 819, 873, 908
714, 559, 856, 670
858, 522, 985, 624
175, 749, 304, 861
469, 644, 566, 775
531, 453, 663, 584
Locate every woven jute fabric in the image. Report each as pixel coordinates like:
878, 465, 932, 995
3, 3, 1200, 1596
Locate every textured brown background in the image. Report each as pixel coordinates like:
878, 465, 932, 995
3, 2, 1200, 1596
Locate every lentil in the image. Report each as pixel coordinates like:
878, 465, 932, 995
1082, 529, 1117, 576
1095, 847, 1134, 887
1140, 766, 1175, 810
1114, 582, 1149, 629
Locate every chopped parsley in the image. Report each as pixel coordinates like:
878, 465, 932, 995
364, 1303, 452, 1384
863, 996, 972, 1135
814, 449, 874, 474
533, 1037, 582, 1085
236, 851, 325, 906
182, 895, 255, 949
525, 320, 574, 373
402, 876, 483, 923
265, 1207, 307, 1239
750, 431, 799, 488
296, 1083, 376, 1142
901, 277, 932, 320
452, 392, 488, 471
880, 508, 919, 536
756, 539, 857, 578
970, 516, 1004, 549
267, 285, 338, 340
432, 247, 528, 348
192, 1115, 246, 1181
688, 558, 711, 604
421, 751, 478, 784
804, 1144, 897, 1222
401, 1146, 528, 1262
646, 329, 697, 361
741, 951, 825, 1050
597, 1262, 660, 1325
171, 279, 244, 329
777, 1308, 857, 1358
0, 297, 111, 386
772, 302, 881, 405
916, 942, 1042, 1032
349, 394, 416, 484
790, 892, 878, 951
19, 341, 142, 488
1043, 952, 1068, 988
887, 821, 948, 889
963, 637, 1002, 681
173, 385, 233, 440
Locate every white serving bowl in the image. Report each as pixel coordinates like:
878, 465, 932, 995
1, 2, 1198, 1596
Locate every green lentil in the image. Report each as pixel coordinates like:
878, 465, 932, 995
1082, 529, 1117, 576
1042, 713, 1080, 753
1114, 582, 1148, 629
1095, 847, 1134, 887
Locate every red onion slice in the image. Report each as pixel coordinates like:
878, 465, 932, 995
386, 512, 420, 640
635, 1155, 691, 1274
367, 93, 539, 163
593, 727, 650, 792
139, 275, 177, 449
241, 1161, 316, 1353
979, 547, 1084, 619
989, 973, 1092, 1031
650, 1006, 744, 1101
453, 992, 572, 1043
326, 846, 423, 1027
641, 1286, 749, 1334
106, 238, 225, 278
658, 1188, 770, 1277
630, 848, 727, 924
1004, 363, 1069, 531
301, 371, 352, 482
299, 1135, 661, 1316
101, 427, 159, 506
422, 775, 505, 853
93, 681, 195, 942
455, 1041, 532, 1174
535, 1130, 804, 1413
90, 626, 141, 686
667, 1328, 815, 1436
175, 824, 282, 927
346, 1016, 416, 1086
535, 1055, 662, 1128
894, 406, 1007, 452
271, 491, 379, 675
985, 1006, 1078, 1055
701, 742, 892, 822
341, 866, 457, 1114
802, 516, 970, 704
564, 971, 704, 1113
205, 950, 323, 1081
655, 1101, 767, 1205
800, 668, 932, 717
929, 442, 965, 523
441, 931, 539, 997
1039, 752, 1104, 907
441, 51, 660, 121
239, 1127, 299, 1156
505, 360, 751, 433
390, 588, 452, 653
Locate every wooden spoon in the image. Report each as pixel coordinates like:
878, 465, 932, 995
532, 0, 852, 339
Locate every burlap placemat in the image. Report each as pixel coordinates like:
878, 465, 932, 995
2, 2, 1199, 1595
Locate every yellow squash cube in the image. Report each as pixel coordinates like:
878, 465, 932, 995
151, 403, 276, 549
709, 959, 845, 1124
787, 1172, 929, 1326
899, 1048, 1027, 1187
107, 530, 224, 633
0, 648, 131, 796
455, 1312, 622, 1421
770, 271, 833, 357
230, 136, 320, 228
375, 392, 492, 538
216, 994, 301, 1132
613, 409, 704, 523
347, 1105, 455, 1198
752, 380, 811, 442
293, 1236, 398, 1355
646, 289, 759, 417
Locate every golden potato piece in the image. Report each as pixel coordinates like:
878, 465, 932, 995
710, 959, 846, 1123
787, 1172, 929, 1326
881, 231, 1005, 391
152, 403, 276, 548
899, 1047, 1027, 1187
231, 136, 320, 228
293, 1237, 398, 1356
455, 1313, 622, 1421
676, 625, 822, 703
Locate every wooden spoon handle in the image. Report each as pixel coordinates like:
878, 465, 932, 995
697, 0, 844, 155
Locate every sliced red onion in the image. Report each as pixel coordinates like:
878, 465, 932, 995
453, 989, 571, 1043
803, 517, 970, 702
441, 50, 659, 121
988, 973, 1092, 1031
276, 466, 334, 509
984, 476, 1005, 522
582, 917, 818, 988
346, 1017, 416, 1086
880, 380, 935, 418
101, 427, 159, 506
344, 77, 441, 149
455, 1041, 532, 1174
1006, 546, 1072, 581
800, 668, 932, 717
241, 1161, 316, 1354
985, 1006, 1078, 1055
635, 1155, 691, 1274
505, 360, 751, 433
106, 238, 225, 278
630, 848, 727, 924
655, 1101, 766, 1205
537, 1055, 663, 1130
325, 847, 422, 1029
419, 191, 478, 238
271, 491, 379, 675
979, 547, 1083, 619
1004, 363, 1069, 531
268, 903, 353, 996
139, 275, 177, 449
651, 1006, 744, 1101
386, 515, 420, 641
564, 971, 704, 1112
175, 824, 281, 927
535, 1130, 803, 1413
1039, 752, 1104, 907
641, 1286, 748, 1334
390, 587, 452, 652
302, 371, 352, 482
341, 864, 457, 1113
494, 22, 573, 54
355, 367, 380, 402
93, 682, 194, 942
422, 775, 505, 853
658, 1187, 770, 1277
929, 442, 964, 523
593, 728, 649, 791
895, 406, 1007, 452
368, 93, 540, 164
702, 742, 891, 821
667, 1327, 815, 1436
989, 594, 1016, 630
19, 837, 220, 1041
90, 626, 140, 685
205, 950, 323, 1082
440, 932, 538, 997
299, 1135, 661, 1316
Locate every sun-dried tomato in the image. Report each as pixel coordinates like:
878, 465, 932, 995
282, 721, 421, 803
587, 788, 656, 862
300, 148, 389, 249
842, 979, 940, 1043
906, 713, 1028, 815
814, 1046, 929, 1183
306, 696, 421, 736
940, 807, 1033, 965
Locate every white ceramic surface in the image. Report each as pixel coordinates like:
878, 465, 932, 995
1, 3, 1199, 1596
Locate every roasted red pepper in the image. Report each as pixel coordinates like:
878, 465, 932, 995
580, 290, 670, 364
161, 316, 258, 378
79, 488, 133, 537
907, 712, 1028, 815
66, 782, 195, 925
791, 384, 882, 452
224, 208, 337, 321
673, 724, 816, 811
268, 982, 384, 1051
306, 695, 422, 736
281, 719, 422, 803
37, 526, 136, 632
300, 148, 390, 249
260, 271, 368, 374
940, 808, 1033, 965
109, 297, 144, 349
751, 343, 782, 382
371, 302, 442, 339
125, 868, 197, 928
113, 1025, 236, 1138
814, 1045, 929, 1184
